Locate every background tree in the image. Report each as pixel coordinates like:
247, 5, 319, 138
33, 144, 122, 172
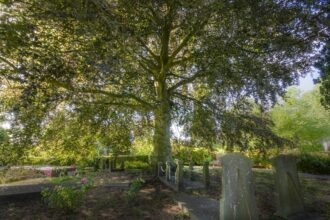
0, 127, 11, 165
271, 86, 330, 151
0, 0, 328, 163
316, 41, 330, 108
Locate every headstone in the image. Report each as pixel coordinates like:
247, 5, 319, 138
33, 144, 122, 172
210, 153, 223, 167
99, 158, 105, 170
166, 161, 171, 181
103, 148, 108, 155
189, 160, 194, 180
158, 162, 163, 177
203, 161, 210, 188
220, 153, 259, 220
108, 158, 113, 172
175, 159, 184, 190
272, 155, 305, 219
110, 158, 115, 171
120, 160, 125, 170
105, 158, 110, 170
216, 153, 223, 161
322, 139, 330, 152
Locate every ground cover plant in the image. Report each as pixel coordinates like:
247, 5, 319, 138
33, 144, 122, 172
41, 176, 94, 213
0, 172, 188, 220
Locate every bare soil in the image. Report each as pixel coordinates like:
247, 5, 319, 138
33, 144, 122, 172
0, 182, 187, 220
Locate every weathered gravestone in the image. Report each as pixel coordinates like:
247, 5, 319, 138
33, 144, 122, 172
120, 160, 125, 170
166, 161, 172, 181
99, 158, 105, 170
203, 161, 210, 188
272, 155, 305, 219
175, 159, 184, 190
322, 138, 330, 152
158, 162, 164, 177
220, 153, 259, 220
188, 160, 194, 180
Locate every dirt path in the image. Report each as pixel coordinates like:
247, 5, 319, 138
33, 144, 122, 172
173, 192, 218, 220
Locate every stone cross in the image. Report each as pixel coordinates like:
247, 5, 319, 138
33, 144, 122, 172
175, 159, 184, 190
220, 153, 259, 220
203, 161, 210, 188
272, 155, 305, 219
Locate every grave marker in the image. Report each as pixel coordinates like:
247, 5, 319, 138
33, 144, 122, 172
220, 153, 259, 220
166, 161, 172, 181
203, 161, 210, 188
175, 159, 184, 190
272, 155, 305, 219
189, 160, 194, 180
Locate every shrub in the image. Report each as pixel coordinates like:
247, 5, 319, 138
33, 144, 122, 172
299, 144, 323, 153
124, 161, 150, 170
245, 149, 280, 168
296, 153, 330, 175
125, 177, 145, 204
42, 177, 93, 213
42, 186, 85, 213
131, 138, 153, 156
173, 146, 214, 165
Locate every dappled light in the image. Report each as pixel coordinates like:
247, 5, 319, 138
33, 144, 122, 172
0, 0, 329, 219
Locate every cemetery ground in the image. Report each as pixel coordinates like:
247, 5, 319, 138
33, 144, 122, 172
0, 170, 188, 219
0, 166, 329, 219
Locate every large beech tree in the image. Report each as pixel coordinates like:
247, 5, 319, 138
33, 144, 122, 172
0, 0, 328, 163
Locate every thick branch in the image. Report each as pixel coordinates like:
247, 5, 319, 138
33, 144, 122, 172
136, 37, 159, 63
168, 31, 194, 64
76, 100, 150, 112
48, 79, 153, 109
172, 92, 203, 105
137, 54, 159, 72
146, 5, 162, 25
0, 56, 19, 71
168, 70, 206, 92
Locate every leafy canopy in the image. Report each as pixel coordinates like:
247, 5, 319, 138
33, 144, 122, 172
0, 0, 328, 161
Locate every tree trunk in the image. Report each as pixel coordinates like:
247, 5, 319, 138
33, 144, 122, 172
153, 99, 172, 164
153, 80, 172, 164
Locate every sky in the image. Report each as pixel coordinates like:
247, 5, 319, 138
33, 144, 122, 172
297, 68, 319, 92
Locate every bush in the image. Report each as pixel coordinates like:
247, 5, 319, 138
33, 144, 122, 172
131, 138, 153, 156
246, 149, 330, 174
296, 153, 330, 175
245, 149, 280, 168
125, 177, 145, 205
42, 186, 84, 213
173, 146, 214, 165
124, 161, 150, 170
42, 177, 93, 213
299, 144, 323, 153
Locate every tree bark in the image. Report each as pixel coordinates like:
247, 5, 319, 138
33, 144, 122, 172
153, 80, 172, 164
